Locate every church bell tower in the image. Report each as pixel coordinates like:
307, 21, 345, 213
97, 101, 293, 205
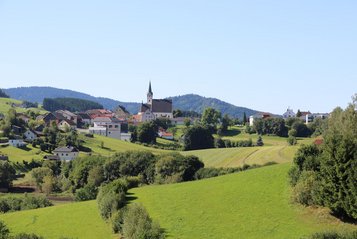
147, 81, 153, 105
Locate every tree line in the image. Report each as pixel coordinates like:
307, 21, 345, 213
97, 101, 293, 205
43, 97, 103, 112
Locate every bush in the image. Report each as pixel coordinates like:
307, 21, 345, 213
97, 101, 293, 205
0, 161, 16, 189
121, 203, 165, 239
256, 135, 264, 146
154, 153, 204, 184
0, 195, 52, 213
75, 184, 98, 201
183, 125, 214, 150
303, 231, 357, 239
97, 179, 128, 220
287, 136, 297, 145
291, 171, 319, 206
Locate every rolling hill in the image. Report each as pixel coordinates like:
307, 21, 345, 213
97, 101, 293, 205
130, 163, 357, 239
4, 87, 260, 118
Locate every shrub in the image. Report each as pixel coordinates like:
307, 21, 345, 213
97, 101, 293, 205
303, 231, 357, 239
97, 179, 128, 220
291, 171, 319, 206
0, 161, 16, 189
287, 136, 297, 145
256, 135, 264, 146
75, 184, 98, 201
0, 195, 52, 213
121, 203, 165, 239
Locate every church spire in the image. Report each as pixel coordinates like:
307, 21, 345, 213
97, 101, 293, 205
147, 81, 153, 105
148, 81, 153, 95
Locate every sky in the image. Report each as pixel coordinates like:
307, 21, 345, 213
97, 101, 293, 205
0, 1, 356, 114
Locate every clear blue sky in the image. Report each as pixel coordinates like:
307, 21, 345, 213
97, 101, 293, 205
0, 1, 356, 114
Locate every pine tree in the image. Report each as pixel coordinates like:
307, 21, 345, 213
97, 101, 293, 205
256, 135, 264, 146
318, 103, 357, 220
243, 112, 247, 125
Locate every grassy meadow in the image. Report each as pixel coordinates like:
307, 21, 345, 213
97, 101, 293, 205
0, 97, 47, 115
0, 200, 115, 239
130, 163, 356, 239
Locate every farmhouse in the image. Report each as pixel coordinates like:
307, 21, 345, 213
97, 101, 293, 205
282, 108, 296, 119
53, 146, 79, 161
136, 82, 173, 122
24, 130, 38, 142
9, 139, 26, 148
57, 119, 77, 131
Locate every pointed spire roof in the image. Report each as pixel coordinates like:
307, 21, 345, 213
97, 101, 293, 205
148, 81, 153, 95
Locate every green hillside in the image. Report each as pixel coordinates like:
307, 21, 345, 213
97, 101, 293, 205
0, 200, 114, 239
0, 97, 47, 114
130, 163, 356, 239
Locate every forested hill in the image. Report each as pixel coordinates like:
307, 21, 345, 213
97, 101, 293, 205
43, 98, 103, 112
169, 94, 259, 119
4, 87, 260, 118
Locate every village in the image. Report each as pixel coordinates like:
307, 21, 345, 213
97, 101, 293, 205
0, 82, 331, 163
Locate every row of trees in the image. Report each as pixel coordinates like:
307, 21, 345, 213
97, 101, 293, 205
288, 99, 357, 220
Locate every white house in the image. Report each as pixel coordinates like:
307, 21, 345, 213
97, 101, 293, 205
53, 146, 79, 161
24, 130, 38, 142
9, 139, 26, 148
283, 108, 296, 119
89, 117, 125, 140
58, 119, 77, 131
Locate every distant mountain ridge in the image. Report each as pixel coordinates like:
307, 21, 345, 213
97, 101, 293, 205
4, 86, 260, 118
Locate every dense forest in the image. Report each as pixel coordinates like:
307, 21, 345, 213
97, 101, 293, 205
0, 89, 9, 98
43, 97, 103, 112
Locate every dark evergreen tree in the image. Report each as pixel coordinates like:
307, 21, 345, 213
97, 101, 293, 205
317, 104, 357, 220
256, 135, 264, 146
0, 89, 9, 98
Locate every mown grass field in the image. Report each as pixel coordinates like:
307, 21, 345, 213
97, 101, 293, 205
0, 200, 115, 239
0, 97, 47, 114
130, 163, 356, 239
0, 144, 48, 163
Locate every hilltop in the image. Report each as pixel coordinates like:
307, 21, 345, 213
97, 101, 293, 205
4, 87, 260, 118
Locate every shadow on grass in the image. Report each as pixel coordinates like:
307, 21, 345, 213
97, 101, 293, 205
222, 129, 241, 137
9, 186, 35, 193
125, 192, 138, 204
330, 211, 357, 225
19, 146, 32, 151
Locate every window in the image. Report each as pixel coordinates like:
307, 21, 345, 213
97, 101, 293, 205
115, 125, 118, 128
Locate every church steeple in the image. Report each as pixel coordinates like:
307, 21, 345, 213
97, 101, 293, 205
147, 81, 153, 105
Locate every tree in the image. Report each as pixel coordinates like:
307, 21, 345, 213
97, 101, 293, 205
317, 103, 357, 220
184, 118, 191, 128
296, 109, 302, 117
221, 114, 230, 132
121, 203, 165, 239
173, 109, 183, 117
31, 167, 53, 192
256, 135, 264, 146
183, 125, 214, 150
0, 89, 9, 98
201, 108, 221, 131
136, 122, 157, 144
243, 112, 247, 125
0, 161, 16, 189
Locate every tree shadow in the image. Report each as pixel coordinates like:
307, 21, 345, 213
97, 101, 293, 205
125, 192, 138, 204
9, 186, 35, 193
222, 129, 241, 137
330, 211, 357, 225
19, 146, 32, 151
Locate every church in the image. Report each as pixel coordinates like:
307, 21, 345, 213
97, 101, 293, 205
136, 82, 173, 122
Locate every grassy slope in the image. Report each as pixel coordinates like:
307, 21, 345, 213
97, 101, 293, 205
0, 200, 115, 239
0, 97, 47, 114
0, 145, 48, 163
130, 163, 356, 239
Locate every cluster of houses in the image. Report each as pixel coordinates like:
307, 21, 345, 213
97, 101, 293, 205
249, 107, 330, 126
2, 82, 186, 161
